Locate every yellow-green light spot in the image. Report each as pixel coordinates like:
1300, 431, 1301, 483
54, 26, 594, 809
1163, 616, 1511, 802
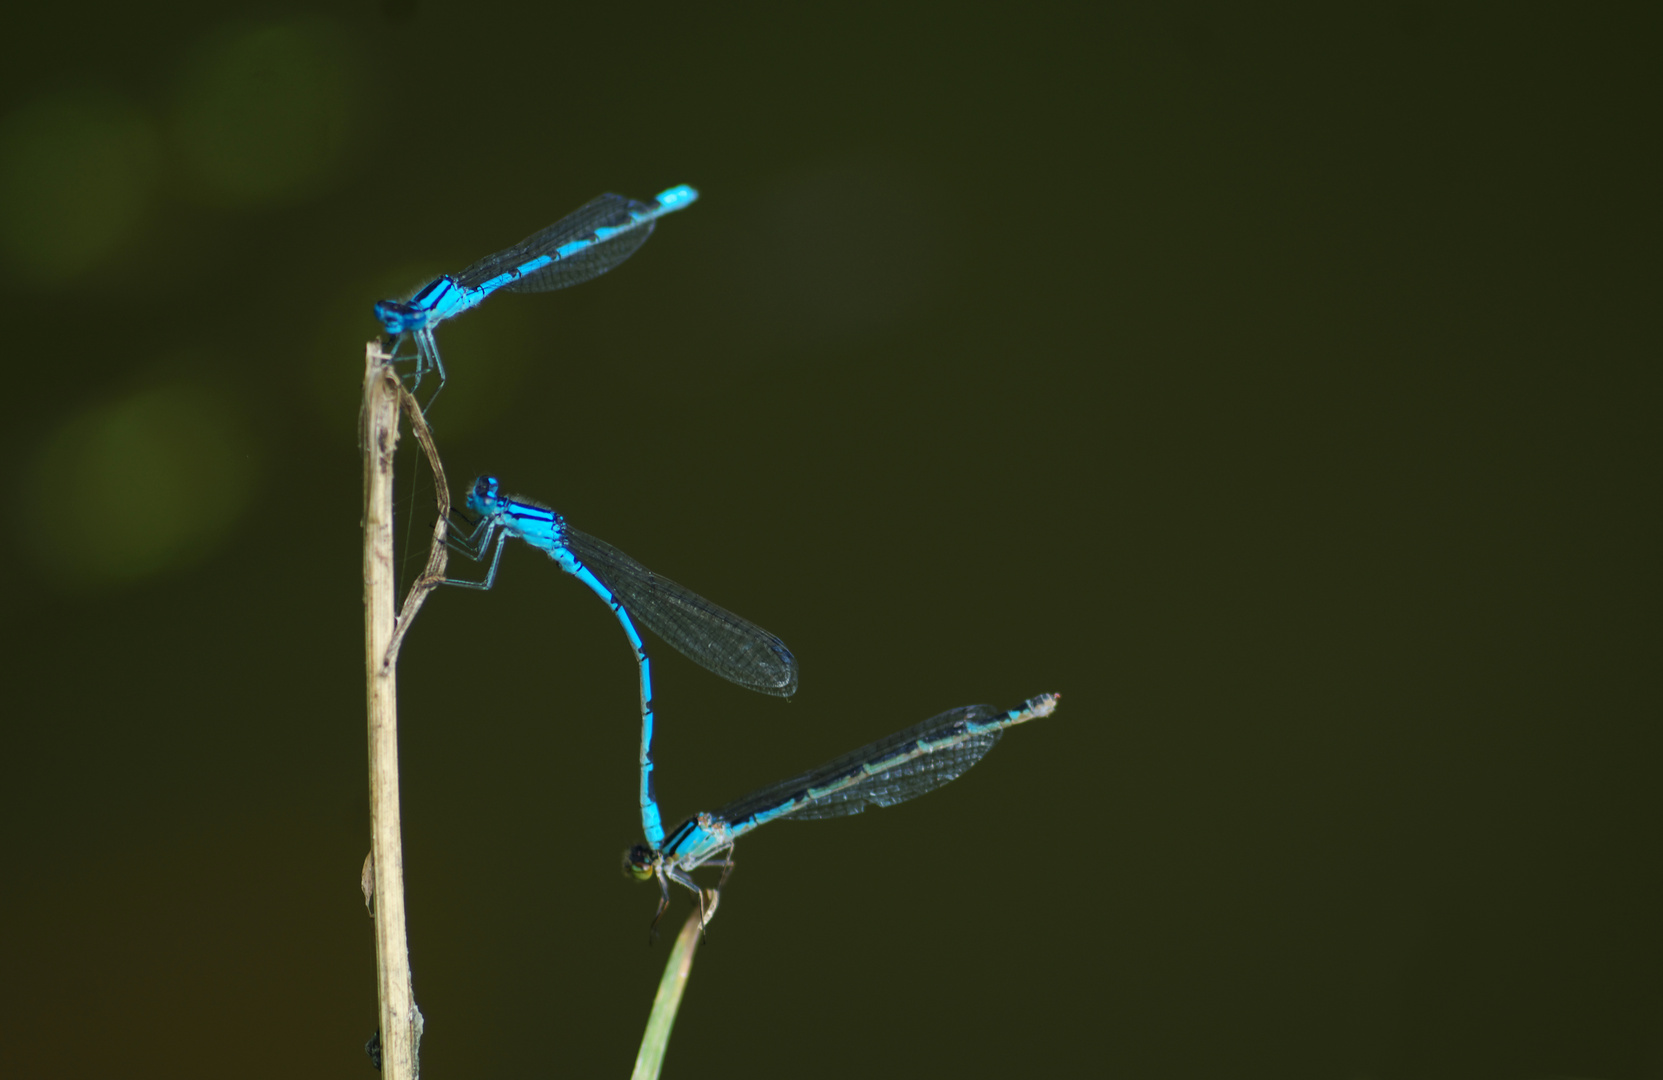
0, 90, 159, 285
23, 384, 257, 586
172, 17, 357, 206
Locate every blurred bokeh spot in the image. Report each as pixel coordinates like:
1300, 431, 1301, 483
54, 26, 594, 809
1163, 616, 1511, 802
23, 384, 257, 586
172, 17, 357, 206
0, 90, 159, 285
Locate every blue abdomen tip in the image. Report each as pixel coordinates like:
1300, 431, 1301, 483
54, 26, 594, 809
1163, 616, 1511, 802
656, 184, 699, 209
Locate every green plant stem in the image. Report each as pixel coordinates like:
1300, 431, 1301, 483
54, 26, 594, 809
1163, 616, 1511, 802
631, 911, 707, 1080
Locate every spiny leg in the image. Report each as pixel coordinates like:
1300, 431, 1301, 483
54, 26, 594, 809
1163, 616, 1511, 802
647, 872, 672, 946
441, 527, 509, 589
716, 846, 738, 891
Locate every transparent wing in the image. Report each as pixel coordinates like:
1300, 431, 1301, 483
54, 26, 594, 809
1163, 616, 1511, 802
715, 705, 1009, 825
454, 193, 657, 292
563, 527, 798, 697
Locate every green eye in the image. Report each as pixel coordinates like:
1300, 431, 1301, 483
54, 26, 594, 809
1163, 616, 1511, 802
622, 845, 655, 881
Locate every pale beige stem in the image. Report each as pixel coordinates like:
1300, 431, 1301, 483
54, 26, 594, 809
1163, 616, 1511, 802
362, 342, 422, 1079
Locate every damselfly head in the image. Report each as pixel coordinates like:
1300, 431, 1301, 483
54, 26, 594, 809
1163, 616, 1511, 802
372, 299, 414, 334
622, 844, 657, 881
465, 475, 502, 516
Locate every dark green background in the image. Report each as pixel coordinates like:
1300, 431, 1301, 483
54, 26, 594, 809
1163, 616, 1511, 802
2, 4, 1657, 1078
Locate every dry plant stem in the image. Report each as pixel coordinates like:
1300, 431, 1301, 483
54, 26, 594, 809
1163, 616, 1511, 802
383, 383, 451, 671
362, 342, 421, 1080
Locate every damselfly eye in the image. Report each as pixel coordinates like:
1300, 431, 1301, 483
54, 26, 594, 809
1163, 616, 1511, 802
622, 845, 655, 881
